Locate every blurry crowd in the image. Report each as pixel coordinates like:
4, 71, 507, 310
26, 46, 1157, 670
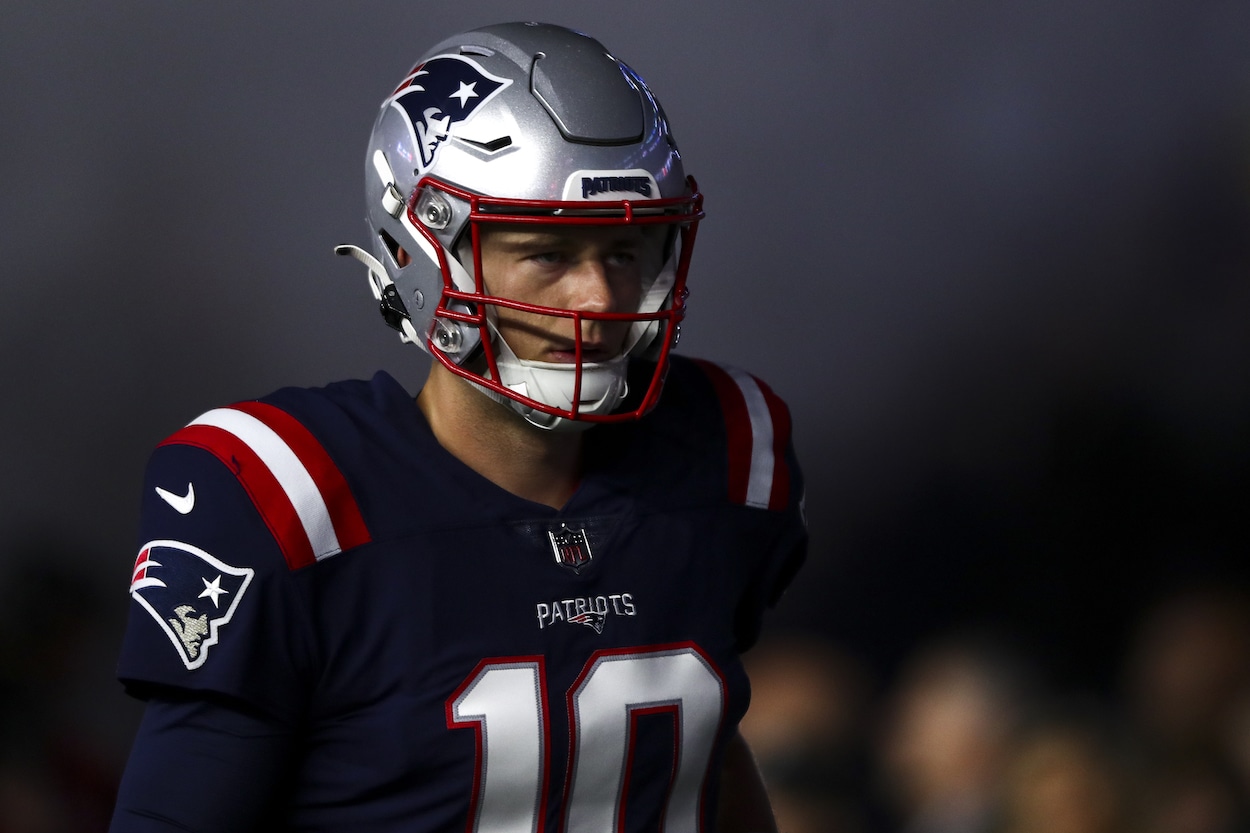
0, 558, 131, 833
3, 558, 1250, 832
743, 584, 1250, 833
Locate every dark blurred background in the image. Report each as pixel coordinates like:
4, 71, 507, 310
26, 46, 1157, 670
2, 1, 1248, 830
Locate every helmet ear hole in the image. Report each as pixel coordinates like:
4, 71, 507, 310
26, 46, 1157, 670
378, 229, 406, 268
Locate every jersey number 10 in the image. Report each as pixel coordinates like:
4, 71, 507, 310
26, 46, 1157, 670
448, 644, 726, 833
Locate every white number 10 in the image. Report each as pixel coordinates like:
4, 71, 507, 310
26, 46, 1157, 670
448, 645, 726, 833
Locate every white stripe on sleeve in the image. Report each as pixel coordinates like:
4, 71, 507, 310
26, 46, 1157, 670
190, 408, 344, 559
723, 366, 776, 510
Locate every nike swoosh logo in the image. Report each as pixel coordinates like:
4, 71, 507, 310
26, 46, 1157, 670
156, 483, 195, 514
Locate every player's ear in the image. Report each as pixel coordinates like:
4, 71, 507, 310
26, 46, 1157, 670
396, 247, 411, 267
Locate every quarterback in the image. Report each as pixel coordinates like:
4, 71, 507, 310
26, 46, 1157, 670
110, 22, 806, 833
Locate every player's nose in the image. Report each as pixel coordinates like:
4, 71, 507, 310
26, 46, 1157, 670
565, 258, 618, 314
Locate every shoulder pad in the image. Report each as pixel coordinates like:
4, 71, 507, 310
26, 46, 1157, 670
688, 359, 794, 511
159, 400, 372, 569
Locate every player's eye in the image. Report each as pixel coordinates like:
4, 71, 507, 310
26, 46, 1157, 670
605, 250, 637, 267
527, 250, 565, 265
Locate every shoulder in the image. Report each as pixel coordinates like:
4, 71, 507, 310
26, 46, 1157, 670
644, 355, 798, 512
664, 356, 793, 432
145, 373, 411, 570
121, 374, 422, 701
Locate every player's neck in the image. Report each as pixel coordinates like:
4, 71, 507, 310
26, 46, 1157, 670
416, 363, 584, 509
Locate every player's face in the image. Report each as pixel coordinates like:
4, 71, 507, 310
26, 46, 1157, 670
476, 224, 664, 364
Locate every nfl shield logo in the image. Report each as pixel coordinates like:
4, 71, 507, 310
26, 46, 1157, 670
549, 524, 593, 573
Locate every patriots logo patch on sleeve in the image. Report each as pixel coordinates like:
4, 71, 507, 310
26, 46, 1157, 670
129, 540, 254, 670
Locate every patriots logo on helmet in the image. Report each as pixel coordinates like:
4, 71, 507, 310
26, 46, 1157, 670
129, 540, 254, 670
388, 55, 512, 172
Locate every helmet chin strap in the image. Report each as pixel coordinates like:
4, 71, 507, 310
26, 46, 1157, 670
334, 244, 422, 345
471, 324, 630, 432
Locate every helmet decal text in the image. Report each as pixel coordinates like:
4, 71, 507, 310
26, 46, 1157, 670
581, 175, 652, 198
562, 169, 661, 202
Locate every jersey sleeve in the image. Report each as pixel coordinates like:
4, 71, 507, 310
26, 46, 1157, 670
738, 425, 806, 648
686, 358, 808, 650
735, 395, 807, 651
116, 401, 370, 719
109, 692, 297, 832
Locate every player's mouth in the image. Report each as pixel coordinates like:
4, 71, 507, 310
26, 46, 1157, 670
547, 340, 617, 364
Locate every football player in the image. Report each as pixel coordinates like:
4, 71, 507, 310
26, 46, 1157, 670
110, 22, 806, 833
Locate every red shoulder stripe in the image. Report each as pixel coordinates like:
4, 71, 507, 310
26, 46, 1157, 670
692, 360, 754, 506
160, 423, 318, 569
755, 375, 792, 511
159, 401, 371, 570
692, 360, 791, 511
230, 401, 371, 553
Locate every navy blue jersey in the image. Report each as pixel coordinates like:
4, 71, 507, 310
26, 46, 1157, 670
113, 356, 805, 833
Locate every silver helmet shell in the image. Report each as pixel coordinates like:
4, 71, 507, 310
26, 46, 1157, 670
340, 21, 703, 429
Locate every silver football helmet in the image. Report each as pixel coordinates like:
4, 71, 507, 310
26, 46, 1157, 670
336, 21, 703, 430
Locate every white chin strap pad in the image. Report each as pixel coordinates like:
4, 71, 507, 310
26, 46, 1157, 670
473, 330, 630, 431
500, 354, 629, 429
